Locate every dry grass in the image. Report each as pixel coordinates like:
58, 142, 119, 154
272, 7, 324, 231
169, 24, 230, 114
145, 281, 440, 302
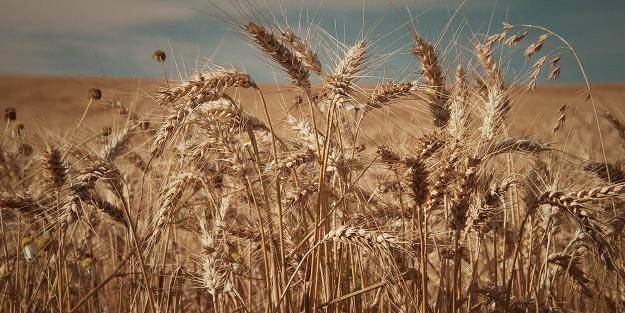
2, 6, 625, 313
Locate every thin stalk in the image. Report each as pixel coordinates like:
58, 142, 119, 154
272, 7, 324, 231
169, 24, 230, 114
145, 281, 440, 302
160, 62, 170, 87
244, 176, 272, 311
311, 96, 338, 308
119, 189, 157, 312
255, 88, 288, 301
452, 229, 460, 313
71, 251, 134, 312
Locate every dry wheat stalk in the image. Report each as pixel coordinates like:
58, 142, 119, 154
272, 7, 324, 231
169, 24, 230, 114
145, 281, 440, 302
245, 22, 310, 89
149, 173, 198, 244
79, 160, 125, 195
447, 65, 470, 140
414, 132, 445, 160
42, 147, 67, 189
99, 123, 140, 161
548, 252, 592, 297
366, 81, 421, 112
89, 193, 127, 226
284, 184, 318, 208
475, 43, 504, 89
280, 29, 322, 74
476, 42, 511, 141
485, 31, 508, 47
537, 184, 625, 208
59, 161, 125, 227
471, 180, 513, 235
450, 157, 480, 230
157, 70, 255, 105
333, 40, 368, 80
486, 137, 551, 156
425, 145, 461, 210
406, 158, 429, 207
320, 40, 368, 111
549, 56, 562, 80
536, 186, 625, 273
548, 67, 561, 80
528, 56, 548, 90
552, 104, 567, 134
504, 30, 529, 46
413, 34, 449, 127
151, 71, 255, 157
377, 145, 402, 166
268, 149, 316, 173
199, 218, 234, 296
0, 193, 43, 217
524, 34, 549, 58
323, 224, 403, 250
286, 114, 325, 150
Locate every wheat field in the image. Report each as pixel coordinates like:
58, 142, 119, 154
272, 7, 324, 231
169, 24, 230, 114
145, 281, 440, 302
2, 7, 625, 313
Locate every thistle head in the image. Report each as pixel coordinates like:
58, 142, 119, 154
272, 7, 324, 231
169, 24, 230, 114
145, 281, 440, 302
4, 107, 16, 122
152, 50, 166, 63
88, 88, 102, 100
101, 127, 112, 137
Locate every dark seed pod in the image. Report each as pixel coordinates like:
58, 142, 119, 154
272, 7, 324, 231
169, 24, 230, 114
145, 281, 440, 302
88, 88, 102, 100
101, 127, 112, 137
19, 144, 33, 156
293, 95, 303, 105
4, 107, 16, 121
152, 50, 166, 63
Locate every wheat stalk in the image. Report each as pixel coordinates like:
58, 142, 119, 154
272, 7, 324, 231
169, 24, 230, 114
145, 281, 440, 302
42, 147, 67, 189
280, 29, 322, 74
245, 22, 310, 89
413, 34, 450, 127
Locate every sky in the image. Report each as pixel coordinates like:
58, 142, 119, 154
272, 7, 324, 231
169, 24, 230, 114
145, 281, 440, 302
1, 0, 624, 83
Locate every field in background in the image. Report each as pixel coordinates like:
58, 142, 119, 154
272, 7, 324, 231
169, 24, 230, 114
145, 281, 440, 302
2, 75, 624, 160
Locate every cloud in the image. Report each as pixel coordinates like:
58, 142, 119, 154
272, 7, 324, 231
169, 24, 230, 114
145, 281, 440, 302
189, 0, 466, 15
0, 0, 205, 76
0, 0, 195, 33
306, 0, 464, 10
1, 0, 624, 82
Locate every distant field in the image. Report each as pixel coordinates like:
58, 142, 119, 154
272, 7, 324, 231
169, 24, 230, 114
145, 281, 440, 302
2, 75, 624, 160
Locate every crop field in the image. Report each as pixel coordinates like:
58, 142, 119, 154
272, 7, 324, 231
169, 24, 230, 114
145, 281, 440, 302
1, 5, 625, 313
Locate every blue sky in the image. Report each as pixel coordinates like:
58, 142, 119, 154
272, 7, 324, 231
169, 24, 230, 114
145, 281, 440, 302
1, 0, 624, 83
